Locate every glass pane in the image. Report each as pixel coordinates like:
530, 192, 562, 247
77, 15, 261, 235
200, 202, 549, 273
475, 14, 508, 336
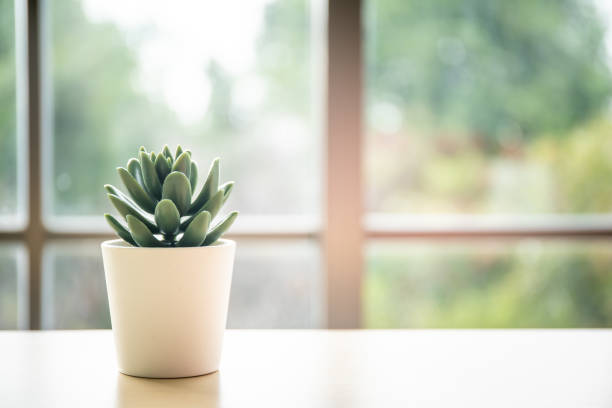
365, 239, 612, 328
228, 239, 323, 328
44, 0, 320, 222
42, 242, 110, 329
0, 244, 27, 329
366, 0, 612, 215
0, 0, 24, 227
41, 239, 322, 329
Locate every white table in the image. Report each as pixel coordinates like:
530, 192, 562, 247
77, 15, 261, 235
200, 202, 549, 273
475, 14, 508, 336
1, 330, 611, 407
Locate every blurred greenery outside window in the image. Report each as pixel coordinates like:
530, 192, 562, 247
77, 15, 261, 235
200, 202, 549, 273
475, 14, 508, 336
1, 0, 612, 329
364, 0, 612, 327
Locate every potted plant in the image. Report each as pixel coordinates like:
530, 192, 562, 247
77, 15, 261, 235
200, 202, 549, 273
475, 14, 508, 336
100, 145, 238, 378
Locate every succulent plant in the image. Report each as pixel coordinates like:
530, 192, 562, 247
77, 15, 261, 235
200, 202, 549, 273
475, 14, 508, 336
104, 145, 238, 247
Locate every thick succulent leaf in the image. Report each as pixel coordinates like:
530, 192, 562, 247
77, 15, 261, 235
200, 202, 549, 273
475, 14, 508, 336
185, 150, 192, 158
139, 151, 162, 199
127, 159, 146, 190
175, 145, 184, 159
154, 199, 180, 235
139, 146, 146, 154
162, 145, 173, 162
107, 194, 159, 233
181, 190, 223, 229
172, 151, 191, 179
202, 211, 238, 246
220, 181, 234, 204
201, 189, 224, 219
104, 184, 136, 205
166, 157, 172, 167
162, 171, 192, 215
177, 211, 211, 247
126, 215, 164, 247
154, 153, 171, 182
117, 167, 157, 213
189, 158, 219, 214
189, 161, 198, 192
150, 151, 156, 162
104, 213, 137, 246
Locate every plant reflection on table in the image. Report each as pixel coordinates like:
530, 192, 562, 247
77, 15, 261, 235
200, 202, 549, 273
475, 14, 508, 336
115, 371, 220, 408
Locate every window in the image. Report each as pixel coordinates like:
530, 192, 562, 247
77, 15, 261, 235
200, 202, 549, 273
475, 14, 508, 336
0, 0, 26, 229
1, 0, 612, 329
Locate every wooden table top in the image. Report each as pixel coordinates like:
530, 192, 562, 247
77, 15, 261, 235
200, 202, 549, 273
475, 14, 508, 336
1, 330, 611, 407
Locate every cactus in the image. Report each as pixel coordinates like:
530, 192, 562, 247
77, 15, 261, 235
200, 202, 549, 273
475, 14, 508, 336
104, 145, 238, 247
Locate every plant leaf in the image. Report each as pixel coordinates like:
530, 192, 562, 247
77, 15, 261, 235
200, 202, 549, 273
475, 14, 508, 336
107, 194, 159, 233
189, 161, 198, 192
104, 184, 136, 206
154, 153, 171, 182
126, 215, 164, 247
202, 211, 238, 246
175, 145, 184, 159
140, 151, 162, 199
162, 171, 192, 216
154, 199, 180, 235
127, 158, 147, 191
177, 211, 211, 247
189, 158, 219, 214
181, 189, 224, 229
220, 181, 234, 204
104, 213, 137, 246
162, 145, 173, 162
117, 167, 157, 213
172, 151, 191, 179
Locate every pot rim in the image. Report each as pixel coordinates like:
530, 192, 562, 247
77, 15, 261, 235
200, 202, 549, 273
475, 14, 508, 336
101, 238, 235, 250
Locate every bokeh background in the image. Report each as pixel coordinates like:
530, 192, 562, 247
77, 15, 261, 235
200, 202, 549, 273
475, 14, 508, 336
1, 0, 612, 329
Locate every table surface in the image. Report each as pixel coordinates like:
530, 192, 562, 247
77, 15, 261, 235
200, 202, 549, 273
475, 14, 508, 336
1, 330, 612, 408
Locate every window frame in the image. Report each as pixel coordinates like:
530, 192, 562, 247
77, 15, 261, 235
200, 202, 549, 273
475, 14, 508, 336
2, 0, 612, 329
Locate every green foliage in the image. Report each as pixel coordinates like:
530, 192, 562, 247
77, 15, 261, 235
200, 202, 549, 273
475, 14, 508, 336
366, 0, 612, 142
104, 146, 238, 247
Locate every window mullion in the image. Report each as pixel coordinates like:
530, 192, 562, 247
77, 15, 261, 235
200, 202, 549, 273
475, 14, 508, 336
325, 0, 363, 329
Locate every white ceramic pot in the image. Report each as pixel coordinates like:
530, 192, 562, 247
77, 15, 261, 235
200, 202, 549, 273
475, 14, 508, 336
101, 238, 236, 378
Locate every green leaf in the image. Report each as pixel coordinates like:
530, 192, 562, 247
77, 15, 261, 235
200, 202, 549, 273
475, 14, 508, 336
107, 194, 159, 233
155, 153, 171, 182
189, 161, 198, 192
177, 211, 211, 247
127, 159, 146, 190
104, 184, 135, 205
172, 151, 191, 179
117, 167, 157, 213
189, 158, 219, 214
140, 151, 162, 199
220, 181, 234, 204
104, 213, 137, 246
181, 190, 223, 229
201, 189, 224, 219
139, 146, 147, 154
202, 211, 238, 246
175, 145, 184, 159
150, 151, 156, 163
162, 171, 192, 216
127, 215, 164, 247
162, 145, 173, 162
166, 157, 172, 167
154, 199, 180, 235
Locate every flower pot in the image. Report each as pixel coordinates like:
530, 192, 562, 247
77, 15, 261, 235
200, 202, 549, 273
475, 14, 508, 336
101, 238, 236, 378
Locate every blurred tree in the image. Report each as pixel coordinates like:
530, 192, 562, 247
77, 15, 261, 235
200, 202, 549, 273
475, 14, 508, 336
49, 0, 181, 215
366, 0, 612, 144
0, 0, 17, 215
